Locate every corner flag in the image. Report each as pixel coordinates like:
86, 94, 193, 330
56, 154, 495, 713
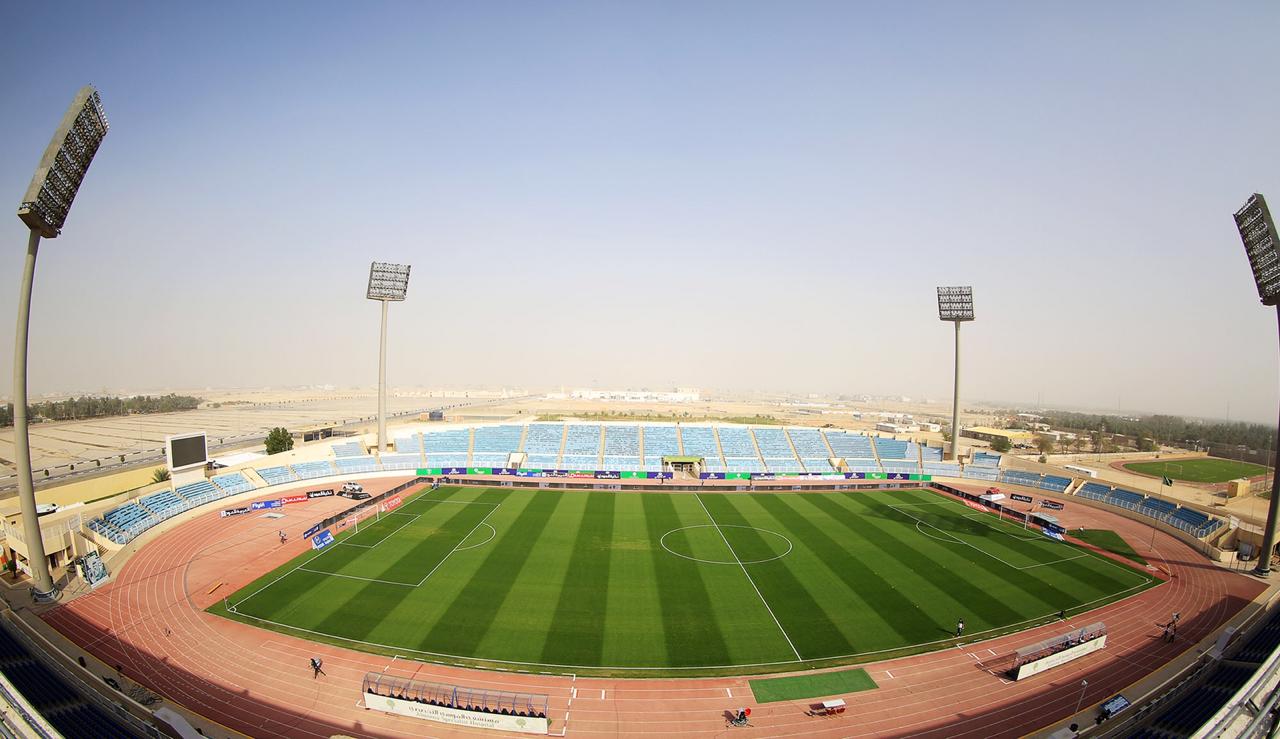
1162, 476, 1173, 487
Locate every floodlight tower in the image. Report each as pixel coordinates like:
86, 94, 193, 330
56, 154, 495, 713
367, 262, 411, 453
13, 86, 109, 600
1233, 194, 1280, 576
937, 287, 975, 461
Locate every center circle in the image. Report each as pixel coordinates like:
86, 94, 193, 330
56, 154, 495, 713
660, 525, 793, 565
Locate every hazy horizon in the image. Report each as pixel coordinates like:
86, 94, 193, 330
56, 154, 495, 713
3, 2, 1279, 423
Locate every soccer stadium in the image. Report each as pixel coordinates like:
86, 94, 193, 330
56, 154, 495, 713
4, 5, 1280, 739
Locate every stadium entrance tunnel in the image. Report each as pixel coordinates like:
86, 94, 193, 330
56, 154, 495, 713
660, 524, 793, 565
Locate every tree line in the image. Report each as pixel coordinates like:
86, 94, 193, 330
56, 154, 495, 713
1018, 410, 1275, 453
0, 394, 202, 427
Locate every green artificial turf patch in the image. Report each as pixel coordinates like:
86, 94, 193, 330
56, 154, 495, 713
1070, 529, 1148, 566
210, 485, 1158, 677
749, 667, 878, 703
1124, 458, 1269, 484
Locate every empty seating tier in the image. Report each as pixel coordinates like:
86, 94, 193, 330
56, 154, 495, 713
331, 440, 364, 457
786, 428, 830, 458
210, 472, 254, 495
874, 438, 911, 460
824, 431, 875, 460
472, 425, 524, 454
256, 466, 297, 486
291, 461, 336, 480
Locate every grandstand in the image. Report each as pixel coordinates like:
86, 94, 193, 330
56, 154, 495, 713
472, 424, 523, 468
680, 427, 724, 472
211, 471, 254, 495
753, 427, 804, 473
0, 624, 143, 737
641, 425, 679, 471
523, 423, 565, 469
602, 424, 640, 471
562, 424, 602, 470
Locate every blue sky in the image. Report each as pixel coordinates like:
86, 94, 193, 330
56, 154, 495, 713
2, 2, 1279, 421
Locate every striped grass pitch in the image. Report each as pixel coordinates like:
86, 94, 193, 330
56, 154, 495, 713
210, 485, 1157, 677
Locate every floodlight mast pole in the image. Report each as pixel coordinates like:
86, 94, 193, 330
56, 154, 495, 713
12, 86, 109, 601
1233, 193, 1280, 576
950, 319, 962, 461
378, 299, 389, 453
1256, 302, 1280, 575
12, 231, 55, 597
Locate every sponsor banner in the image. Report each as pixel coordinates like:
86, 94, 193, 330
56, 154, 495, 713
568, 470, 595, 478
441, 467, 467, 476
220, 506, 251, 518
886, 472, 909, 480
515, 469, 543, 477
725, 472, 751, 480
594, 471, 621, 479
1010, 493, 1034, 504
645, 471, 673, 479
865, 472, 886, 480
700, 472, 725, 480
1040, 500, 1065, 510
282, 494, 309, 505
306, 489, 335, 499
251, 500, 283, 510
416, 468, 432, 476
382, 494, 404, 513
339, 491, 371, 500
620, 471, 645, 479
469, 467, 492, 476
1013, 635, 1107, 680
367, 692, 548, 735
962, 499, 989, 512
302, 523, 322, 539
542, 470, 569, 478
310, 529, 335, 550
1043, 530, 1065, 542
492, 467, 517, 476
752, 473, 776, 481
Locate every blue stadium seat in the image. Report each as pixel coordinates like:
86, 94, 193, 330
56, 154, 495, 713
824, 431, 875, 460
256, 466, 297, 486
210, 472, 254, 495
641, 425, 680, 469
291, 461, 336, 480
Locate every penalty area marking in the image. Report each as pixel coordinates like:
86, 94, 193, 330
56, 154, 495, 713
456, 523, 497, 551
892, 504, 1092, 571
659, 525, 794, 565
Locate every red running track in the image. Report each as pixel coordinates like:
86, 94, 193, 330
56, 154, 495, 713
41, 481, 1265, 738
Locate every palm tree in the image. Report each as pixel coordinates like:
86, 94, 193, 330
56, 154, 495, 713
151, 468, 171, 484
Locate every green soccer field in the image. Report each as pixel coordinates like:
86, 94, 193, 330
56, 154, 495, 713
1124, 457, 1270, 484
211, 486, 1157, 677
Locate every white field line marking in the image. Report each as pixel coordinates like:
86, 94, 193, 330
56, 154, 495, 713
726, 687, 733, 697
693, 493, 802, 661
412, 504, 501, 587
890, 504, 1019, 569
297, 568, 416, 587
233, 495, 494, 605
455, 522, 496, 551
295, 503, 501, 587
600, 689, 605, 700
338, 512, 421, 549
959, 513, 1042, 541
243, 583, 1142, 674
890, 502, 1090, 571
885, 670, 894, 679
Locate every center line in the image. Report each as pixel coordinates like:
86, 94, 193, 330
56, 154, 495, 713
693, 493, 802, 661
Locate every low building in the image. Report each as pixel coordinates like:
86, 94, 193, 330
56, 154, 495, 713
962, 426, 1035, 444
